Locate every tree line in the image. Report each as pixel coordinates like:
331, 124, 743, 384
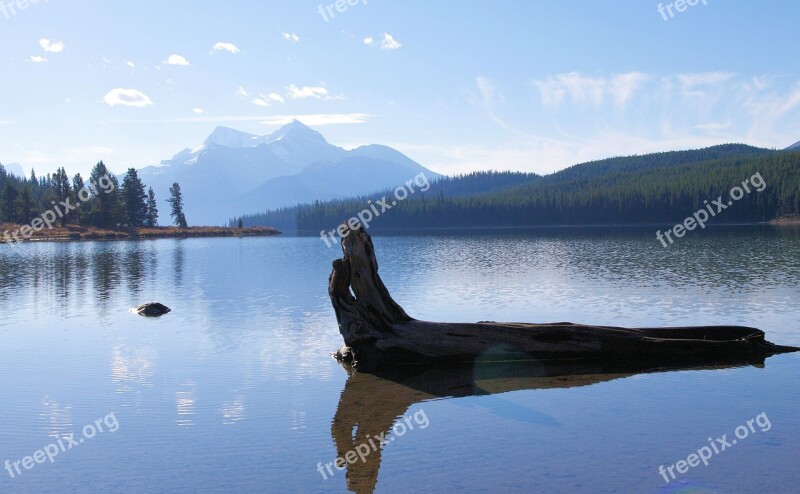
0, 161, 189, 229
236, 147, 800, 232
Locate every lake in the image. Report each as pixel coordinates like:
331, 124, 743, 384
1, 226, 799, 493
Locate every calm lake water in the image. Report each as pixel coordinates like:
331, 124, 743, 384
1, 227, 799, 493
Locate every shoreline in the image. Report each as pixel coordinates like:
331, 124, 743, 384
0, 225, 281, 245
768, 215, 800, 226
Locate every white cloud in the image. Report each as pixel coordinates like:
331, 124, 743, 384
236, 86, 248, 98
39, 38, 64, 53
30, 55, 48, 63
102, 88, 154, 108
364, 33, 401, 49
212, 42, 240, 54
379, 33, 401, 50
164, 54, 190, 66
192, 108, 205, 114
287, 84, 329, 99
252, 93, 285, 106
126, 60, 135, 68
281, 32, 299, 43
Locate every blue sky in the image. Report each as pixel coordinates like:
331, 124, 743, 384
1, 0, 800, 178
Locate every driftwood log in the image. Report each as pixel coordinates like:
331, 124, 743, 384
328, 224, 798, 370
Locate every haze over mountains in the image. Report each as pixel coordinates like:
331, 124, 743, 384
137, 120, 441, 225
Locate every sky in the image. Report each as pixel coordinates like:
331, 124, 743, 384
1, 0, 800, 179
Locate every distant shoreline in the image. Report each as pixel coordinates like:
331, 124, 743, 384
769, 215, 800, 226
0, 225, 281, 245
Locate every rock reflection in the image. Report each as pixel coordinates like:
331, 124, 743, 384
331, 355, 774, 494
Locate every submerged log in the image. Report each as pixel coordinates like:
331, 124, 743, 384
328, 224, 798, 370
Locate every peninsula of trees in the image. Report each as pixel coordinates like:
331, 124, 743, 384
0, 161, 279, 243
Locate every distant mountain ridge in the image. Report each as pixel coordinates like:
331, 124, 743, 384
137, 120, 441, 225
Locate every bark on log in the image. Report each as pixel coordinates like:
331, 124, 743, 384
328, 225, 798, 370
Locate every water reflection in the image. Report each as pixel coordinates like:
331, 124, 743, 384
40, 395, 73, 439
220, 395, 246, 425
175, 382, 196, 427
331, 355, 776, 494
111, 345, 157, 393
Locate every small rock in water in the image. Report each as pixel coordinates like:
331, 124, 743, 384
135, 302, 171, 317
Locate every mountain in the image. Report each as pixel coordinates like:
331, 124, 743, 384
786, 140, 800, 151
137, 120, 441, 225
4, 162, 25, 178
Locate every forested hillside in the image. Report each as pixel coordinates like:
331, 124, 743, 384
236, 145, 799, 232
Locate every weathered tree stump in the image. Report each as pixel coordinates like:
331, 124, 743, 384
328, 224, 797, 370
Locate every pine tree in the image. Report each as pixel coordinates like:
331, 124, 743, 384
121, 168, 148, 227
53, 167, 71, 227
15, 186, 34, 224
146, 187, 158, 227
88, 161, 120, 228
168, 182, 188, 228
71, 173, 86, 225
1, 182, 17, 223
237, 217, 243, 229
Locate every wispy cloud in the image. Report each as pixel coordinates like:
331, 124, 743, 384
252, 93, 285, 106
675, 71, 735, 97
39, 38, 64, 53
164, 54, 190, 66
236, 86, 248, 98
105, 113, 372, 125
103, 88, 154, 108
192, 108, 205, 114
471, 76, 535, 138
212, 42, 240, 54
29, 55, 48, 63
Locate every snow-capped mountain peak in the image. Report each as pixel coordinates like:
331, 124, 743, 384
204, 126, 265, 148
